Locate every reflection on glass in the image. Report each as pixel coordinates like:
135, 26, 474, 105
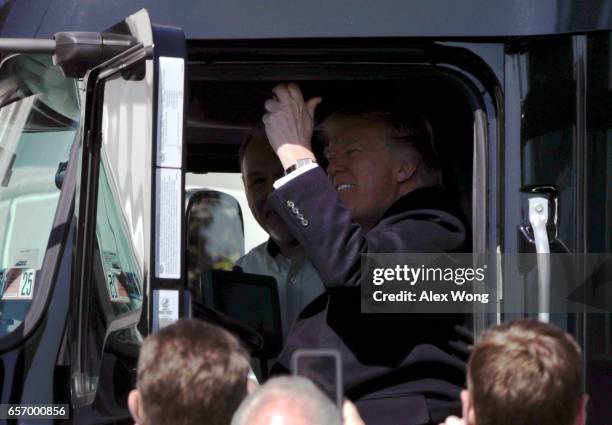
187, 191, 244, 296
0, 55, 79, 339
96, 163, 143, 315
74, 59, 150, 402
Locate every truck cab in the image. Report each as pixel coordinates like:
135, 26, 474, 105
0, 2, 610, 423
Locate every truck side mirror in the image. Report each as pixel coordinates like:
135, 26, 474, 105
186, 189, 245, 297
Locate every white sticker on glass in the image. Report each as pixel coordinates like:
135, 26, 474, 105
158, 289, 179, 329
156, 56, 184, 168
106, 270, 131, 303
103, 251, 120, 269
1, 268, 36, 300
155, 168, 182, 279
11, 249, 40, 269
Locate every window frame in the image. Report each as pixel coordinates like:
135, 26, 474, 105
186, 43, 501, 334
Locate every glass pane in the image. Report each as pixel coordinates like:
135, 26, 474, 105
97, 163, 144, 315
0, 55, 79, 339
74, 60, 150, 399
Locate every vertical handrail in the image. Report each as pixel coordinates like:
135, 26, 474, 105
528, 197, 550, 322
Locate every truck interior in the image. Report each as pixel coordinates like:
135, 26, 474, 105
182, 46, 483, 377
0, 7, 609, 420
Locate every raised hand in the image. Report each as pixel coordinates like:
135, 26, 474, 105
262, 82, 322, 169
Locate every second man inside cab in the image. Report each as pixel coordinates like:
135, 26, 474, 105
236, 127, 325, 339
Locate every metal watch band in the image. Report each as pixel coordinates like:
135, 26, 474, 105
284, 158, 317, 175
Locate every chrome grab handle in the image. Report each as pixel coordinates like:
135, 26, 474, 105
528, 197, 551, 322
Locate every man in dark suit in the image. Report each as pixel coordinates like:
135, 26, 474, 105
262, 83, 469, 425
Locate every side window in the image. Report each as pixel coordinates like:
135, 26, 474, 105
72, 60, 150, 402
96, 162, 143, 315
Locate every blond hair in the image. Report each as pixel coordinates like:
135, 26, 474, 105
137, 319, 250, 425
468, 320, 583, 425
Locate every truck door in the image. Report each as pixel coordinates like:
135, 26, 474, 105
504, 32, 612, 423
69, 9, 187, 422
0, 8, 186, 423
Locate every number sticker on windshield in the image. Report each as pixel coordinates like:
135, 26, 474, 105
106, 270, 130, 303
1, 268, 36, 300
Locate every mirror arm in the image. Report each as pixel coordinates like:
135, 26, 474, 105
0, 32, 137, 78
0, 38, 55, 53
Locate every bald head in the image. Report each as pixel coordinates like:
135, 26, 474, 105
231, 376, 342, 425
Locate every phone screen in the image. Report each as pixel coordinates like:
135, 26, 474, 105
292, 349, 342, 408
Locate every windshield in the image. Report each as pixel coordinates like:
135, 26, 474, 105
0, 54, 79, 338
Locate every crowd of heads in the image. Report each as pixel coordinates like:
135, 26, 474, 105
129, 318, 355, 425
129, 318, 585, 425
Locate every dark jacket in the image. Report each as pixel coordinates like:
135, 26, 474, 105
269, 167, 469, 425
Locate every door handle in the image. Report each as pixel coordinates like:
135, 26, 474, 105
520, 186, 558, 323
528, 197, 551, 322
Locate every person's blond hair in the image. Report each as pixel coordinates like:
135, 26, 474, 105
322, 106, 441, 186
468, 319, 583, 425
137, 319, 250, 425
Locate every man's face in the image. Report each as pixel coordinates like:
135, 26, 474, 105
242, 136, 294, 244
325, 118, 402, 228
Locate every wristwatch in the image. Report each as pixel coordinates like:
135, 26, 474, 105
284, 158, 317, 175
